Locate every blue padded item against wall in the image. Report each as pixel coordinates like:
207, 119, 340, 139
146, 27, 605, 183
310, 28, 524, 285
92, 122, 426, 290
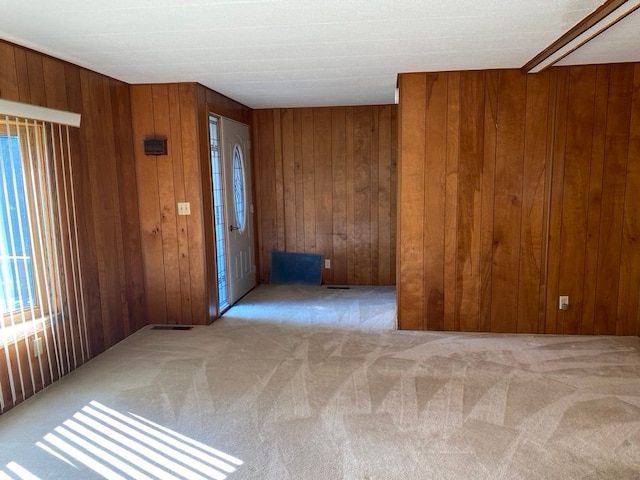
270, 250, 322, 285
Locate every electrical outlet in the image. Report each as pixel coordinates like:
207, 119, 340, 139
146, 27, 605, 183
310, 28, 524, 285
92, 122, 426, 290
325, 259, 331, 269
559, 295, 569, 310
177, 202, 191, 215
32, 336, 43, 357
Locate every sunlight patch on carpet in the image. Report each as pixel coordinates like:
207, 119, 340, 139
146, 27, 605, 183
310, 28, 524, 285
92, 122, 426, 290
1, 401, 242, 480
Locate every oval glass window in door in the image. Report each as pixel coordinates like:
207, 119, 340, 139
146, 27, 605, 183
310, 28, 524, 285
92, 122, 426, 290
232, 144, 246, 232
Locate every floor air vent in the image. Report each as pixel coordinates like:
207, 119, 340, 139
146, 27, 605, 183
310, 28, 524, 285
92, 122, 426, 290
151, 325, 193, 331
327, 286, 350, 290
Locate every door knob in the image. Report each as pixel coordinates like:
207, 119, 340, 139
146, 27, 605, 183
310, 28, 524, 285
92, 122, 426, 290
229, 225, 239, 232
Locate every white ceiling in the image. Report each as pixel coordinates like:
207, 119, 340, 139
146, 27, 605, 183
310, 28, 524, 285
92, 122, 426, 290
0, 0, 638, 109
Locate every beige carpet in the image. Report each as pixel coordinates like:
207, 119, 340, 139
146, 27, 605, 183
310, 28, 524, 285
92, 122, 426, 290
1, 285, 640, 479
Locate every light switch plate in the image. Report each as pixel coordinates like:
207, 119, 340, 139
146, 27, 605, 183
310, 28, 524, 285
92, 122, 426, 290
559, 295, 569, 310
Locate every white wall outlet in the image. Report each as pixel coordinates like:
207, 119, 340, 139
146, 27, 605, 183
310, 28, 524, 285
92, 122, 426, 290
325, 259, 331, 269
177, 202, 191, 215
559, 295, 569, 310
32, 336, 43, 357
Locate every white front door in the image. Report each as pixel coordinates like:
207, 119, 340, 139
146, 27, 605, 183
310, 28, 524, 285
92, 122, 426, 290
221, 117, 255, 305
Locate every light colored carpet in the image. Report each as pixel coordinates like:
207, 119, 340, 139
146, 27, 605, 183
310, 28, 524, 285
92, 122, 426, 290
1, 284, 640, 479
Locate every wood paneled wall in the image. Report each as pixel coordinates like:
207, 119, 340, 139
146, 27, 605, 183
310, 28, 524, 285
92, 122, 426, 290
398, 64, 640, 335
252, 106, 397, 285
0, 40, 146, 411
130, 83, 252, 325
547, 64, 640, 335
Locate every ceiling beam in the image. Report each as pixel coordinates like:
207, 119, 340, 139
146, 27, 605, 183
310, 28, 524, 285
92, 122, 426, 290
523, 0, 640, 73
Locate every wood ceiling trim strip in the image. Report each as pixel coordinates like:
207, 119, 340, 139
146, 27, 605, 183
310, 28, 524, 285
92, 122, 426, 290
523, 0, 640, 73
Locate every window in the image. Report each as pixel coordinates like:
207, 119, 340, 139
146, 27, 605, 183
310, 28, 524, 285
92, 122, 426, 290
0, 132, 34, 314
232, 144, 245, 232
0, 120, 55, 328
209, 115, 229, 311
0, 101, 87, 414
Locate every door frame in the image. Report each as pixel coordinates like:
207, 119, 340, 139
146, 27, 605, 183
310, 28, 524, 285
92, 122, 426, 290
201, 111, 257, 322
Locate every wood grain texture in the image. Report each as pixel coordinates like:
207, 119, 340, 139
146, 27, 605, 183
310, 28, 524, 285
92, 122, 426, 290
0, 44, 249, 414
353, 106, 373, 284
273, 110, 286, 252
491, 70, 527, 333
457, 71, 485, 332
251, 105, 397, 287
301, 108, 316, 253
398, 64, 640, 334
331, 107, 348, 284
581, 66, 610, 335
444, 72, 460, 331
518, 72, 550, 333
130, 85, 167, 325
389, 106, 398, 287
131, 83, 252, 323
368, 107, 379, 285
545, 69, 569, 334
479, 71, 498, 332
182, 84, 206, 324
63, 63, 104, 355
0, 42, 20, 99
377, 105, 393, 286
153, 84, 182, 325
594, 64, 634, 335
617, 64, 640, 336
282, 109, 298, 252
13, 48, 30, 103
423, 73, 448, 330
96, 72, 129, 347
0, 39, 145, 412
167, 84, 192, 323
110, 80, 146, 336
25, 50, 46, 106
558, 66, 596, 334
294, 109, 306, 253
253, 109, 277, 284
548, 65, 635, 336
398, 74, 427, 329
345, 108, 356, 284
314, 108, 333, 284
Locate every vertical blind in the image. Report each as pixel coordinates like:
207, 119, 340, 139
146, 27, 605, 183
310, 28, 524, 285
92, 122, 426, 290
0, 114, 87, 413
